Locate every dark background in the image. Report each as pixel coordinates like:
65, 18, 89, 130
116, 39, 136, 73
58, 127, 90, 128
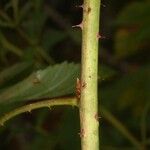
0, 0, 149, 149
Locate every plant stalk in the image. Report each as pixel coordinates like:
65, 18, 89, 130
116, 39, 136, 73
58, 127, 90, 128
0, 97, 77, 126
79, 0, 100, 150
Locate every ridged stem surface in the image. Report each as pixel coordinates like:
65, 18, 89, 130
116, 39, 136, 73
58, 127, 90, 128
80, 0, 100, 150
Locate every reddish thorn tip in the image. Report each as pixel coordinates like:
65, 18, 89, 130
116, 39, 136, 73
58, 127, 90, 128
97, 33, 106, 39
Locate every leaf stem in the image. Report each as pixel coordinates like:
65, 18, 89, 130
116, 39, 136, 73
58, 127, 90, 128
0, 97, 78, 126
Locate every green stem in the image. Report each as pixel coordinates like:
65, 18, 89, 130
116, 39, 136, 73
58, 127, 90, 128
79, 0, 100, 150
0, 97, 77, 126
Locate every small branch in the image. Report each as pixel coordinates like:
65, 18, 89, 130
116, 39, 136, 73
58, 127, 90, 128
0, 97, 78, 126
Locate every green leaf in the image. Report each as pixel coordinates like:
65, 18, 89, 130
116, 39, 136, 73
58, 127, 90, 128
0, 62, 80, 106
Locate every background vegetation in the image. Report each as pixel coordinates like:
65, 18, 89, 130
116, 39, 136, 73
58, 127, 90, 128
0, 0, 149, 149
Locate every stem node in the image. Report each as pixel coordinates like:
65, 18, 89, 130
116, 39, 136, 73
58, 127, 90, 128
79, 128, 85, 138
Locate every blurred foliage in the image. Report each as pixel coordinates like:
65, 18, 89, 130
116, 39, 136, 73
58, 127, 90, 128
102, 65, 150, 114
0, 0, 149, 150
114, 1, 150, 59
0, 62, 33, 88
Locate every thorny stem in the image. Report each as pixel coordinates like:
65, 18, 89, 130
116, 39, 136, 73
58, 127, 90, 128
79, 0, 100, 150
0, 98, 145, 149
0, 97, 77, 126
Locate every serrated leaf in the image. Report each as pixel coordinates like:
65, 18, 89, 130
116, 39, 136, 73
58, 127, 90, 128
0, 62, 80, 105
